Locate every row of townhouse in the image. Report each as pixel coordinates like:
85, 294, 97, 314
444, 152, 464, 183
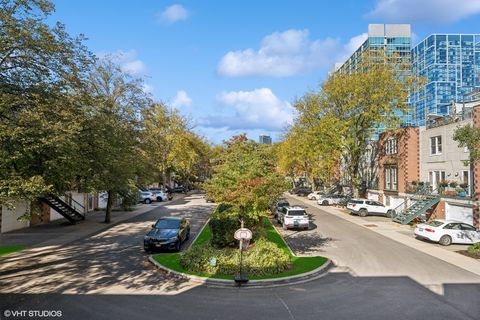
368, 103, 480, 228
0, 191, 117, 233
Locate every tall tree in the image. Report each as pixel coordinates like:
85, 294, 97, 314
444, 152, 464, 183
0, 0, 93, 208
453, 124, 480, 163
80, 58, 149, 223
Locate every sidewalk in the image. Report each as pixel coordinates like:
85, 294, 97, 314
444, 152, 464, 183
290, 194, 480, 277
0, 193, 188, 250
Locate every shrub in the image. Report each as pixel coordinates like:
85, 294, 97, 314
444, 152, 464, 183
449, 181, 458, 188
180, 239, 291, 276
209, 204, 263, 248
467, 242, 480, 255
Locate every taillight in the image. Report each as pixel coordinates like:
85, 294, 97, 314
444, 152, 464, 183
425, 228, 435, 233
351, 204, 356, 207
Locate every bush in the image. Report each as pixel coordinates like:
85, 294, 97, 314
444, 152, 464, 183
180, 239, 291, 276
209, 204, 263, 248
467, 242, 480, 255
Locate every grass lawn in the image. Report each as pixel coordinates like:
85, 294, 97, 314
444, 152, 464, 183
0, 245, 27, 257
153, 217, 328, 280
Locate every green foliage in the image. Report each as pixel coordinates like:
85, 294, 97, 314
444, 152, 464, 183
209, 205, 261, 248
280, 51, 419, 195
467, 242, 480, 255
453, 124, 480, 164
204, 135, 288, 226
0, 245, 27, 257
180, 239, 290, 276
0, 0, 94, 206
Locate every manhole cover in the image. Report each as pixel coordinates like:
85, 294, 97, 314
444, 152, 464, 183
364, 224, 378, 227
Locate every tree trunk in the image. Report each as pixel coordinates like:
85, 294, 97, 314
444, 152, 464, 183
105, 190, 113, 223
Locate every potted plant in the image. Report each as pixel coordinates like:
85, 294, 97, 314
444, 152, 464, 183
456, 186, 467, 197
449, 181, 458, 189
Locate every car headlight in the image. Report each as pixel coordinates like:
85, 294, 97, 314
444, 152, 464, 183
144, 236, 151, 241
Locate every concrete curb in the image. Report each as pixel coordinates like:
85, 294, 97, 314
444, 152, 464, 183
148, 255, 333, 288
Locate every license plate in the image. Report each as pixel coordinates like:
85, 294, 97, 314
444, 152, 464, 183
156, 244, 163, 247
418, 228, 423, 232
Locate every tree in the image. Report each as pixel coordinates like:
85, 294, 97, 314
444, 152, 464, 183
80, 58, 150, 223
0, 0, 94, 208
453, 124, 480, 163
141, 103, 210, 188
281, 54, 416, 196
205, 135, 287, 222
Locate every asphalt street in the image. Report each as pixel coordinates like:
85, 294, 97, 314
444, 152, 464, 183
0, 193, 479, 320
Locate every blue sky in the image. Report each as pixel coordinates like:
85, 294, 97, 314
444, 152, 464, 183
50, 0, 480, 143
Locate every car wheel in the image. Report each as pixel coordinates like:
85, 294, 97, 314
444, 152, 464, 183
144, 247, 151, 253
174, 240, 181, 252
386, 210, 394, 218
359, 209, 368, 217
144, 199, 152, 204
312, 196, 317, 200
282, 222, 288, 230
439, 235, 452, 246
185, 229, 190, 241
322, 200, 328, 206
156, 197, 163, 202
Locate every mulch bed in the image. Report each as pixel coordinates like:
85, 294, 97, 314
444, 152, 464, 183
457, 250, 480, 260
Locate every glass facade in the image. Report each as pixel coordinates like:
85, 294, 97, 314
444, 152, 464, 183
411, 34, 480, 126
337, 26, 413, 130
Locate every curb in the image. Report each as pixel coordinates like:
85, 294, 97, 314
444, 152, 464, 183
148, 255, 333, 288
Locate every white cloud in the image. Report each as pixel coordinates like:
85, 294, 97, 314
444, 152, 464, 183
367, 0, 480, 23
201, 88, 294, 131
336, 32, 368, 66
218, 29, 373, 78
142, 83, 154, 94
218, 29, 340, 77
171, 90, 193, 109
98, 50, 147, 76
158, 4, 189, 24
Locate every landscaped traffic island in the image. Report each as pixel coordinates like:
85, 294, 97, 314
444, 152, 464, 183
0, 245, 27, 257
152, 218, 328, 281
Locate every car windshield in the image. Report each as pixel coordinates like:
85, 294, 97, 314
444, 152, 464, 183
154, 219, 181, 229
278, 201, 289, 207
425, 220, 443, 227
287, 210, 306, 216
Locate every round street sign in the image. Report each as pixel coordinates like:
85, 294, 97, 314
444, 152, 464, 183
234, 228, 253, 241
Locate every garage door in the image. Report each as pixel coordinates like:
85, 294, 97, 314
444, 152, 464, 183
445, 203, 473, 225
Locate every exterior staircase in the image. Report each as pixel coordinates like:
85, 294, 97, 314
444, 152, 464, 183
40, 194, 85, 224
392, 185, 441, 225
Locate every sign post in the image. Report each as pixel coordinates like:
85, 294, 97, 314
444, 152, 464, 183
234, 221, 252, 286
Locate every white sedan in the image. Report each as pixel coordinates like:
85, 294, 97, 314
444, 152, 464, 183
317, 194, 345, 206
414, 220, 480, 246
307, 191, 324, 200
346, 199, 396, 217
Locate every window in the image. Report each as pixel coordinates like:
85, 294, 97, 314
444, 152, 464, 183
384, 166, 398, 191
385, 138, 398, 155
430, 136, 442, 155
461, 223, 476, 231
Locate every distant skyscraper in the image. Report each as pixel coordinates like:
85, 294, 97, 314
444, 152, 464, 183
259, 135, 272, 145
410, 34, 480, 126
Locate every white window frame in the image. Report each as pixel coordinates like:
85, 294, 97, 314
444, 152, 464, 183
385, 138, 398, 155
430, 136, 442, 155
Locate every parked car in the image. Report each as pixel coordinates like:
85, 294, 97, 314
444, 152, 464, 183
307, 191, 324, 200
414, 220, 480, 246
144, 217, 190, 252
172, 186, 187, 193
149, 189, 168, 202
272, 199, 290, 219
346, 199, 396, 217
317, 194, 346, 206
139, 191, 156, 204
289, 187, 312, 196
277, 206, 309, 230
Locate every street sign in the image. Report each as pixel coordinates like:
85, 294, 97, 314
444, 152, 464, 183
234, 228, 252, 241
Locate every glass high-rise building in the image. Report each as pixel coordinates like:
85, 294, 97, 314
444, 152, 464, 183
335, 24, 413, 129
337, 24, 411, 75
411, 34, 480, 126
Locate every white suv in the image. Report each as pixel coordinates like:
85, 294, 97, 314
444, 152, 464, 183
277, 206, 309, 230
139, 191, 156, 204
347, 199, 396, 217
